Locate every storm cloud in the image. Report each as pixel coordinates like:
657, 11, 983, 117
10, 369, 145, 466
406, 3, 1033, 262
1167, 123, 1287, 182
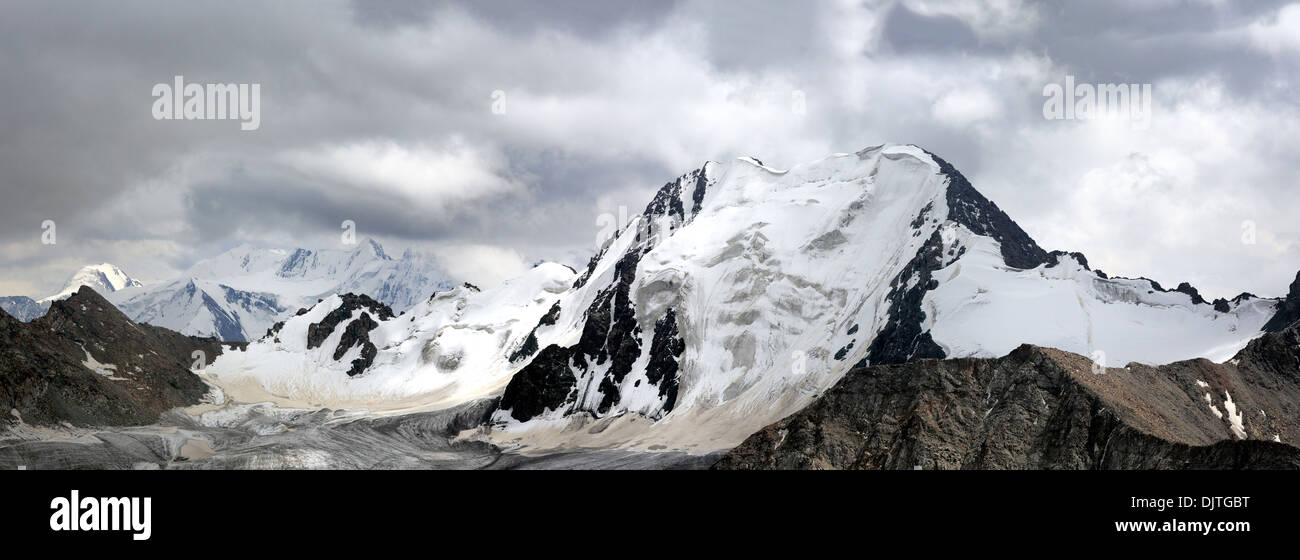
1, 0, 1297, 300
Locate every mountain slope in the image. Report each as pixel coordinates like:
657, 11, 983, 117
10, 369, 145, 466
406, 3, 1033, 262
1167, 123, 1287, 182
204, 144, 1289, 452
1, 287, 225, 428
713, 323, 1300, 470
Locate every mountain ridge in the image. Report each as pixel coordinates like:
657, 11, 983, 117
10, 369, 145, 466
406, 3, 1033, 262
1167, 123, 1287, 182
204, 143, 1293, 453
714, 322, 1300, 470
1, 286, 225, 428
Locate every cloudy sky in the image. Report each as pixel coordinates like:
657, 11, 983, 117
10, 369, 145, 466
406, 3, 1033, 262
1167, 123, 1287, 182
1, 0, 1297, 299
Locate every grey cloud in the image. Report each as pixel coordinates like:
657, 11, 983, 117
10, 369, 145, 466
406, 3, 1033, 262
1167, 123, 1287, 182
0, 0, 1297, 301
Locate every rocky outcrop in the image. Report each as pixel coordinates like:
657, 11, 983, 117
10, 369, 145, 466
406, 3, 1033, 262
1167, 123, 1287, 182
499, 345, 578, 422
1263, 270, 1300, 332
334, 312, 379, 377
303, 293, 393, 377
926, 150, 1049, 270
716, 325, 1300, 470
0, 287, 224, 428
306, 293, 393, 349
860, 228, 947, 366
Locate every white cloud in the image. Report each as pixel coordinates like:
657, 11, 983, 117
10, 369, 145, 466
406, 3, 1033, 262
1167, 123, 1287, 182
1247, 3, 1300, 54
931, 87, 1003, 128
903, 0, 1042, 39
428, 243, 532, 289
278, 138, 521, 209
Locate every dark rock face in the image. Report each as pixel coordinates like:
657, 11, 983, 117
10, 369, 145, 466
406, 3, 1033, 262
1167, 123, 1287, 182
583, 251, 645, 415
199, 287, 243, 342
715, 328, 1300, 470
690, 167, 709, 215
334, 312, 379, 377
306, 293, 394, 350
860, 228, 947, 367
302, 293, 393, 377
0, 287, 221, 428
1263, 270, 1300, 332
926, 151, 1050, 270
1175, 282, 1208, 306
643, 308, 685, 412
499, 345, 577, 422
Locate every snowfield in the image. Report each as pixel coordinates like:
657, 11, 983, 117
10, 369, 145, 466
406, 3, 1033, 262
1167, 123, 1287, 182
924, 233, 1275, 366
206, 263, 574, 409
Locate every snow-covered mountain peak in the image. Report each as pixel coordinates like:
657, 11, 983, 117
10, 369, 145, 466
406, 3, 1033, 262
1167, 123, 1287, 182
39, 263, 143, 303
200, 144, 1289, 452
356, 237, 391, 261
108, 238, 450, 342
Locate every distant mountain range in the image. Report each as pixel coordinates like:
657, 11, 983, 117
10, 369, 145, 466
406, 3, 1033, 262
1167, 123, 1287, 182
0, 263, 142, 321
0, 239, 451, 342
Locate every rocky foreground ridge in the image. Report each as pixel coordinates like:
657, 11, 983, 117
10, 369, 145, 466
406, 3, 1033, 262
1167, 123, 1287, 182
0, 287, 229, 427
715, 321, 1300, 470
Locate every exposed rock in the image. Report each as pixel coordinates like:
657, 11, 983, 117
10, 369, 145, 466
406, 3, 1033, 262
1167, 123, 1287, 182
716, 325, 1300, 470
0, 287, 222, 428
928, 151, 1050, 270
306, 293, 394, 350
860, 228, 946, 366
1263, 270, 1300, 332
1175, 282, 1208, 305
499, 345, 577, 422
334, 312, 379, 377
643, 308, 685, 411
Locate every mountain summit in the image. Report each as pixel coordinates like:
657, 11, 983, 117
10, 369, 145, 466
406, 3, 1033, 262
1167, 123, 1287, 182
0, 263, 143, 322
39, 263, 143, 303
206, 144, 1288, 452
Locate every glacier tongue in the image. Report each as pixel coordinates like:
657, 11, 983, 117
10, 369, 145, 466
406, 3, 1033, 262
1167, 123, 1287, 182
203, 144, 1283, 453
